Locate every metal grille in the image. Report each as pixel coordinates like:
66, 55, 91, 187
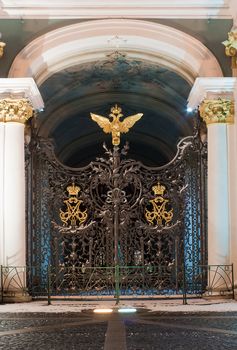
26, 130, 207, 297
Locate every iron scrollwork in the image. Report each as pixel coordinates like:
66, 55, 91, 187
26, 124, 207, 296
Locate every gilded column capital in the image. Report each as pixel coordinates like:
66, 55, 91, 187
0, 98, 33, 124
199, 98, 234, 126
0, 42, 6, 58
222, 29, 237, 69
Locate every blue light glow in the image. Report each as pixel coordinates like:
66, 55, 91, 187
118, 308, 137, 313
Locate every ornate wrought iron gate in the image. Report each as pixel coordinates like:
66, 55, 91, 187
26, 129, 207, 297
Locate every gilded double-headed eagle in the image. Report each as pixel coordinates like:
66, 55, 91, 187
90, 105, 143, 146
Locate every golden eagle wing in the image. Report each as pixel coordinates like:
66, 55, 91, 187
90, 113, 112, 133
120, 113, 143, 133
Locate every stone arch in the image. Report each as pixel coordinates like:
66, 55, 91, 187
8, 19, 223, 85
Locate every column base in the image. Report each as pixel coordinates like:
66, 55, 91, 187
1, 291, 32, 303
203, 291, 233, 299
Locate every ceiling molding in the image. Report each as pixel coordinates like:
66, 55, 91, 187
0, 0, 233, 19
8, 19, 223, 86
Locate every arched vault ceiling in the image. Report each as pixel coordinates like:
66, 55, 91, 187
37, 56, 193, 167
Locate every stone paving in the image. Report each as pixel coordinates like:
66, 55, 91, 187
0, 309, 237, 349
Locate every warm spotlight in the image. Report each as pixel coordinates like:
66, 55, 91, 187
93, 308, 113, 314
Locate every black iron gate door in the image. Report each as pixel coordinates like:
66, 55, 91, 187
26, 133, 207, 297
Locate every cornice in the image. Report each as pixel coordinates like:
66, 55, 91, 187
0, 78, 44, 111
0, 0, 233, 19
188, 78, 237, 110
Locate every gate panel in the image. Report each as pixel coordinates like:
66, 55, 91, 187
26, 133, 207, 296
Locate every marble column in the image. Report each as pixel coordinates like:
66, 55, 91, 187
199, 98, 234, 266
0, 122, 4, 266
0, 99, 34, 267
188, 78, 236, 276
0, 79, 44, 300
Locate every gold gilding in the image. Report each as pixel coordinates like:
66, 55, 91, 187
0, 42, 6, 58
199, 98, 234, 125
145, 182, 173, 226
0, 98, 33, 124
90, 104, 143, 146
60, 183, 88, 227
222, 30, 237, 69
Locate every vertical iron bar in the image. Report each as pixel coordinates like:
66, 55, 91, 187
175, 237, 178, 292
0, 265, 3, 304
114, 197, 120, 304
47, 265, 51, 305
89, 238, 92, 266
114, 201, 119, 272
113, 146, 120, 304
199, 139, 207, 266
115, 264, 120, 304
113, 186, 120, 304
183, 262, 187, 305
232, 263, 235, 300
208, 264, 210, 285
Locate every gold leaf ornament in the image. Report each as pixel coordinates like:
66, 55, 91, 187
59, 183, 88, 226
145, 182, 173, 226
90, 104, 143, 146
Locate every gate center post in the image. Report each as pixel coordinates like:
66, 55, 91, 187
112, 146, 121, 304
